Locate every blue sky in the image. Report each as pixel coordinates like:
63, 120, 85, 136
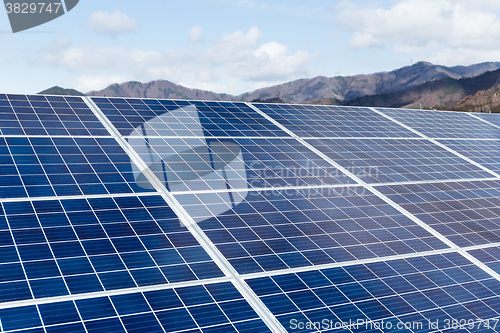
2, 0, 500, 95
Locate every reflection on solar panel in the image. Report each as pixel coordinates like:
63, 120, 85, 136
1, 95, 500, 333
128, 137, 355, 192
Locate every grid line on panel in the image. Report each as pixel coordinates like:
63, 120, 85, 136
177, 186, 450, 274
127, 136, 356, 193
247, 103, 460, 252
0, 275, 233, 311
92, 96, 290, 138
436, 139, 500, 177
84, 97, 287, 333
239, 247, 461, 281
0, 280, 273, 333
240, 239, 500, 281
370, 107, 500, 180
0, 135, 112, 139
0, 194, 226, 303
0, 136, 156, 199
246, 252, 500, 333
376, 180, 500, 247
170, 183, 363, 195
0, 191, 163, 204
472, 112, 500, 129
375, 106, 500, 139
306, 137, 494, 184
0, 94, 110, 136
251, 102, 421, 138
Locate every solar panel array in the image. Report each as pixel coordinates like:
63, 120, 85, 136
2, 94, 500, 333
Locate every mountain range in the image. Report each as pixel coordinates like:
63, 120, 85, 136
39, 61, 500, 112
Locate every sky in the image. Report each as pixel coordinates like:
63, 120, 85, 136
1, 0, 500, 95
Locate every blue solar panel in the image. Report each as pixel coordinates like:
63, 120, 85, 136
438, 139, 500, 175
376, 180, 500, 247
0, 94, 109, 136
2, 94, 500, 333
0, 195, 223, 303
93, 97, 290, 138
377, 108, 500, 139
469, 247, 500, 275
0, 281, 272, 333
0, 136, 155, 198
176, 187, 448, 274
254, 103, 420, 138
246, 252, 500, 332
127, 137, 355, 192
307, 138, 494, 183
472, 113, 500, 128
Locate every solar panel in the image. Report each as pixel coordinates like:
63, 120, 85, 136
0, 195, 223, 303
176, 187, 448, 274
0, 94, 109, 136
437, 139, 500, 175
93, 98, 290, 138
246, 252, 500, 332
127, 137, 355, 192
473, 113, 500, 128
469, 247, 500, 274
376, 180, 500, 247
0, 136, 155, 198
0, 281, 272, 333
254, 104, 419, 138
1, 95, 500, 333
377, 108, 500, 139
307, 138, 493, 183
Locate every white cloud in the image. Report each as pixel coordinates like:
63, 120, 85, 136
334, 0, 500, 65
89, 10, 139, 37
189, 25, 203, 42
74, 74, 131, 92
206, 26, 263, 64
42, 27, 309, 94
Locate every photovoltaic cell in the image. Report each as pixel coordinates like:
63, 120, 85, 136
176, 187, 448, 274
377, 108, 500, 139
307, 138, 493, 184
254, 103, 420, 138
376, 180, 500, 247
127, 137, 355, 192
0, 94, 109, 136
0, 281, 271, 333
468, 246, 500, 275
92, 97, 290, 138
0, 136, 154, 198
474, 113, 500, 128
438, 139, 500, 174
0, 195, 223, 303
2, 93, 500, 333
246, 252, 500, 332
